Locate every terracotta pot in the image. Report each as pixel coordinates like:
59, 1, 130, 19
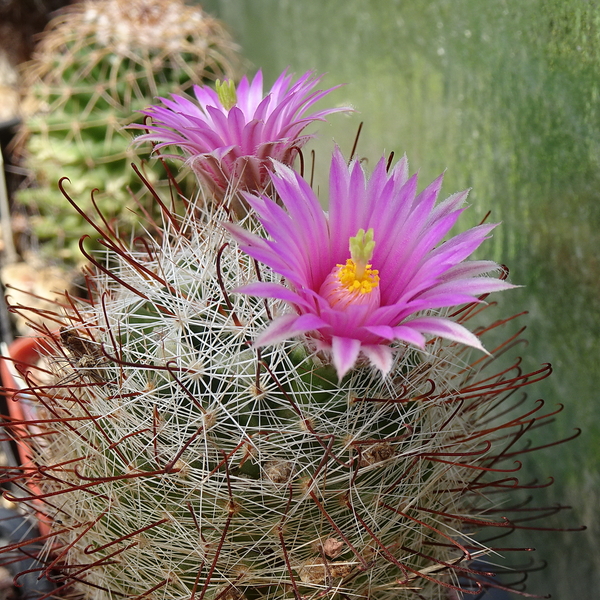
1, 336, 51, 537
1, 337, 46, 462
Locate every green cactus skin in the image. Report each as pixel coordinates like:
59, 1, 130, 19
3, 183, 573, 600
15, 0, 241, 261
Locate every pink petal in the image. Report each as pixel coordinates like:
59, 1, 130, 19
331, 336, 362, 379
328, 147, 353, 261
364, 325, 426, 349
361, 344, 394, 375
254, 313, 328, 347
405, 316, 487, 352
234, 282, 313, 310
416, 277, 517, 301
426, 189, 469, 226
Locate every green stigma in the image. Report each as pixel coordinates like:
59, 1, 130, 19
215, 79, 237, 110
349, 228, 376, 279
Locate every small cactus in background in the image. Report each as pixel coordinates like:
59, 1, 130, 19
14, 0, 241, 261
1, 67, 580, 600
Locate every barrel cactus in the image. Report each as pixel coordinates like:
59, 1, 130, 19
2, 63, 579, 599
3, 143, 576, 600
14, 0, 241, 260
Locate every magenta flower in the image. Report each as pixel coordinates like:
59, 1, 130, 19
225, 148, 516, 379
133, 69, 349, 198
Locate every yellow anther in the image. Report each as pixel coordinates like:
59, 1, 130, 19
336, 259, 379, 294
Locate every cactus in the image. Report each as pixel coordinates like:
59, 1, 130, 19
14, 0, 241, 261
2, 163, 578, 600
1, 63, 579, 599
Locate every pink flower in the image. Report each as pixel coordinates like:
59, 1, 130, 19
225, 148, 516, 379
133, 69, 349, 198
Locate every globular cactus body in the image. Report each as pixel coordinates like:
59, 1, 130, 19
15, 0, 240, 259
8, 187, 564, 600
4, 58, 577, 599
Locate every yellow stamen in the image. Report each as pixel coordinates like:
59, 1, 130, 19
215, 79, 237, 110
336, 259, 380, 294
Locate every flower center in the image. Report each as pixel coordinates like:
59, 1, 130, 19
215, 79, 237, 110
339, 228, 379, 291
336, 258, 380, 294
319, 228, 381, 310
